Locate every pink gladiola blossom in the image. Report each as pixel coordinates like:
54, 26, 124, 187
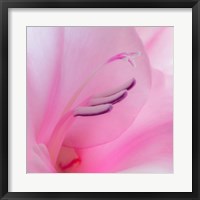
27, 27, 173, 173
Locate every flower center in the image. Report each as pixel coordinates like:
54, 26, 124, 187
47, 51, 140, 169
74, 78, 136, 117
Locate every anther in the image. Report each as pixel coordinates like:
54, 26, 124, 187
74, 104, 113, 117
89, 90, 128, 106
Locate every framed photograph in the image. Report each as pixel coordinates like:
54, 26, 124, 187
0, 0, 199, 199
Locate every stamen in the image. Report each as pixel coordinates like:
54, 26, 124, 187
126, 78, 136, 90
61, 52, 139, 116
96, 78, 136, 97
89, 90, 128, 106
74, 104, 113, 117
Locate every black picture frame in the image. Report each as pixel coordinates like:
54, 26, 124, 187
0, 0, 199, 199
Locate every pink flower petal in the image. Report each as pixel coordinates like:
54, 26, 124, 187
27, 27, 65, 143
136, 27, 173, 74
27, 27, 173, 173
60, 28, 151, 148
67, 68, 173, 173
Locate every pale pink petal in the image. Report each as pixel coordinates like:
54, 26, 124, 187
27, 27, 65, 142
69, 68, 173, 173
135, 27, 173, 74
27, 120, 55, 173
27, 27, 173, 173
61, 28, 152, 148
28, 27, 152, 170
28, 27, 151, 148
27, 144, 56, 173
